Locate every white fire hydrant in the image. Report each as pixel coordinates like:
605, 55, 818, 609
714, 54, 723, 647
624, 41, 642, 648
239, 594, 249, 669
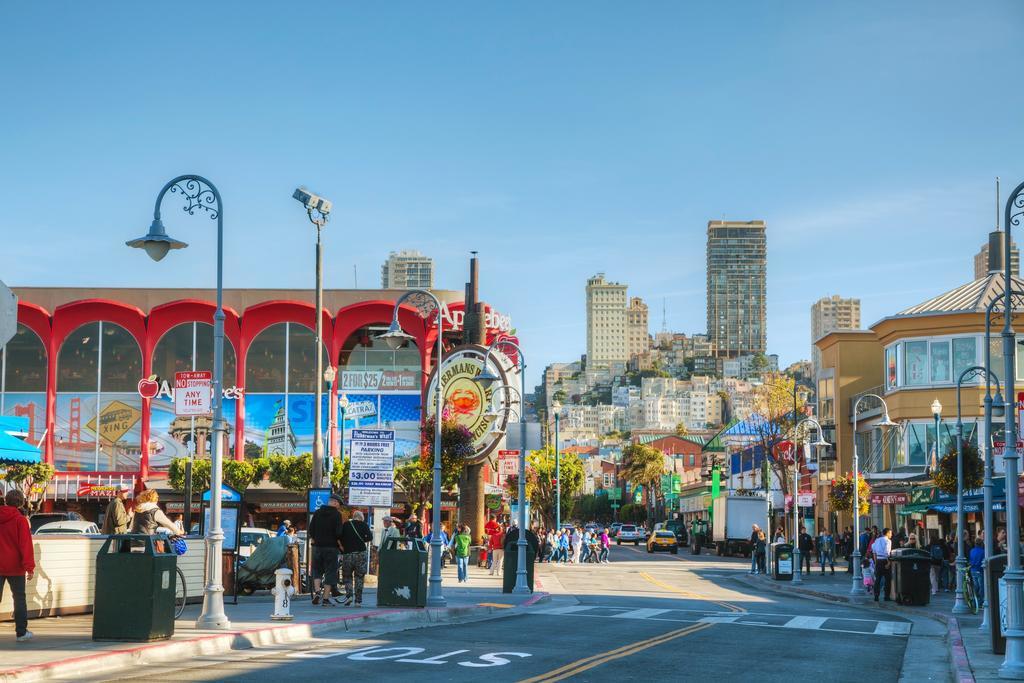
271, 568, 295, 621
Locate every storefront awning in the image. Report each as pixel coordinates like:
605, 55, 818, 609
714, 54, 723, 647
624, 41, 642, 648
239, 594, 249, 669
0, 418, 41, 465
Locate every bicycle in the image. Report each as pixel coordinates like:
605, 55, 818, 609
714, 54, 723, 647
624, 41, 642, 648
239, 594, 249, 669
962, 569, 979, 614
174, 566, 187, 619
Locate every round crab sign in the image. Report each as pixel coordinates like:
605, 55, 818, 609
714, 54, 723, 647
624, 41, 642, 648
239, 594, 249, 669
425, 345, 513, 465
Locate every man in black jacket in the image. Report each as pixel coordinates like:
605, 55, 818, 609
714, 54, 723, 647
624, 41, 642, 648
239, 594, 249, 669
308, 494, 344, 606
799, 527, 814, 574
340, 510, 374, 607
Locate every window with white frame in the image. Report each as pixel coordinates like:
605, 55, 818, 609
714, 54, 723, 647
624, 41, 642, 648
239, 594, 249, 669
885, 334, 982, 391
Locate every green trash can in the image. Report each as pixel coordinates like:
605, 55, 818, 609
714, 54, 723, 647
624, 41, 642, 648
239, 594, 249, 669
377, 536, 428, 608
93, 535, 177, 641
502, 544, 536, 593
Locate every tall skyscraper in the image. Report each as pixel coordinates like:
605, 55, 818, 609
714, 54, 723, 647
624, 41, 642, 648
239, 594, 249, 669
381, 250, 434, 289
974, 237, 1019, 279
627, 296, 650, 360
706, 220, 767, 358
811, 295, 861, 375
586, 273, 628, 365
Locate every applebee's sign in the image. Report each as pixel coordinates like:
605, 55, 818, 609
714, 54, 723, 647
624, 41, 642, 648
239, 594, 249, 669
137, 375, 244, 401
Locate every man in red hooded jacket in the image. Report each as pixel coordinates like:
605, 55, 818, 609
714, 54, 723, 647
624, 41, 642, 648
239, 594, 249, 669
0, 489, 35, 641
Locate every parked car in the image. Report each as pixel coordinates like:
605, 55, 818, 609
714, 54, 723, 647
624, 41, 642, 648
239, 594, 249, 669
616, 524, 643, 545
610, 522, 623, 537
35, 520, 100, 535
647, 530, 679, 554
29, 512, 84, 533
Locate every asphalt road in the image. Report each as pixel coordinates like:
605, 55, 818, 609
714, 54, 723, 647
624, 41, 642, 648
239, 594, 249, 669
93, 543, 922, 682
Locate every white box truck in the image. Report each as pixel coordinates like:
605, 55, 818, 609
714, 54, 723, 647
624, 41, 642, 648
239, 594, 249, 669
712, 495, 769, 557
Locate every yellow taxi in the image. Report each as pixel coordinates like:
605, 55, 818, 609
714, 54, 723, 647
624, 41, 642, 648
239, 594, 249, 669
647, 530, 679, 555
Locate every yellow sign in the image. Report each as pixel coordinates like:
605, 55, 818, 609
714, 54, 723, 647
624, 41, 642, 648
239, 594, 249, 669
85, 400, 142, 445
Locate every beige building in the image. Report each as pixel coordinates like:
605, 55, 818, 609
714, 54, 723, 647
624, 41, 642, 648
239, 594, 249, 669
811, 295, 861, 376
586, 273, 629, 365
627, 297, 650, 360
973, 233, 1019, 280
380, 249, 434, 289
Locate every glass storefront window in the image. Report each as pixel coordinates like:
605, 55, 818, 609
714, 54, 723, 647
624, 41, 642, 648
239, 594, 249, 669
246, 323, 287, 392
930, 341, 950, 383
885, 346, 897, 390
1, 324, 47, 443
287, 324, 327, 394
152, 322, 237, 386
55, 322, 143, 472
952, 337, 977, 379
904, 341, 928, 386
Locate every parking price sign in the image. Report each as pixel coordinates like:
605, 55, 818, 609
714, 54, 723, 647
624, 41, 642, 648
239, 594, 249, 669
349, 429, 395, 507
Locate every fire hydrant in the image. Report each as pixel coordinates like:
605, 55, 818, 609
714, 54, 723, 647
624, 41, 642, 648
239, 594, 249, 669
271, 568, 295, 621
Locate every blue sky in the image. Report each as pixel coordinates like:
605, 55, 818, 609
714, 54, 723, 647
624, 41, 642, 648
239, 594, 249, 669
2, 2, 1023, 388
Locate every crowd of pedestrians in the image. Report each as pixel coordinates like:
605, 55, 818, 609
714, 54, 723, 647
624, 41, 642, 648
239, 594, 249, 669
536, 525, 611, 564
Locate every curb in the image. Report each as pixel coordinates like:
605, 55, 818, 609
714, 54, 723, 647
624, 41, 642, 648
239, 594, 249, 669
0, 595, 549, 683
947, 618, 976, 683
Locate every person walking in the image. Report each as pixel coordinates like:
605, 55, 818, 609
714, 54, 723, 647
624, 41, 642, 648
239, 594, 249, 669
404, 513, 423, 539
926, 533, 946, 595
748, 524, 761, 574
818, 530, 836, 575
380, 515, 400, 545
339, 510, 373, 607
424, 523, 451, 569
0, 490, 35, 642
872, 527, 893, 602
308, 494, 345, 606
275, 519, 292, 537
571, 527, 582, 565
453, 524, 473, 582
488, 523, 505, 576
969, 537, 985, 606
100, 485, 132, 535
798, 526, 814, 574
755, 530, 767, 574
599, 527, 611, 563
484, 515, 500, 569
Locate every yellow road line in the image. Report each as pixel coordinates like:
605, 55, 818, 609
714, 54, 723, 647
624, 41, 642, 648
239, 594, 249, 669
518, 622, 712, 683
639, 571, 746, 613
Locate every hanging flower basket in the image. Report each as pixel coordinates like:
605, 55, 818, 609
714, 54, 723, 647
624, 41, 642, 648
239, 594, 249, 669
933, 442, 983, 495
828, 474, 871, 516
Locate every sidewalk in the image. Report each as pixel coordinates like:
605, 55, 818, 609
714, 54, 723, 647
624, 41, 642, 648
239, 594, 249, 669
0, 562, 548, 683
739, 565, 997, 682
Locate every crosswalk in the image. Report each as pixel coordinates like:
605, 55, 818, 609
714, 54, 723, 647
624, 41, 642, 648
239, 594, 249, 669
534, 604, 911, 637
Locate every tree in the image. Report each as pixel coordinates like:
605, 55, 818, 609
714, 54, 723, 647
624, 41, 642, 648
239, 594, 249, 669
572, 493, 613, 524
751, 373, 798, 498
674, 422, 689, 437
520, 447, 585, 528
934, 442, 983, 495
1, 463, 55, 513
168, 457, 270, 493
621, 443, 666, 522
266, 453, 349, 493
421, 413, 474, 491
395, 461, 432, 518
618, 503, 648, 524
750, 353, 770, 376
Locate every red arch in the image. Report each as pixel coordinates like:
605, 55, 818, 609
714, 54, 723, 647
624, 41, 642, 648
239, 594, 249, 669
334, 300, 431, 387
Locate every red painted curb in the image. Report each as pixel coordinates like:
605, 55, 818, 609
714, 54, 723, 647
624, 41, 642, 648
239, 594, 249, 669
947, 618, 976, 683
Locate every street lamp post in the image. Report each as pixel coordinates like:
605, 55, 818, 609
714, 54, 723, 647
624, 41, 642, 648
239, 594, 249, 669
982, 295, 1011, 631
475, 339, 530, 594
849, 393, 897, 596
954, 366, 1003, 615
554, 411, 561, 532
1002, 179, 1024, 678
339, 393, 349, 462
293, 187, 332, 488
377, 290, 447, 607
324, 365, 337, 478
791, 417, 829, 585
127, 174, 231, 629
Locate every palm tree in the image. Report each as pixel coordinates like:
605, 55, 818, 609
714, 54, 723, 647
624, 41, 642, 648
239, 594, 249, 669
622, 443, 666, 523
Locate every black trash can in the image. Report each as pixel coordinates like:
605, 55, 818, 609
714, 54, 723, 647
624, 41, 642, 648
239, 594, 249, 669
771, 542, 793, 581
377, 536, 428, 608
891, 548, 931, 606
93, 535, 177, 641
502, 545, 536, 593
989, 553, 1008, 655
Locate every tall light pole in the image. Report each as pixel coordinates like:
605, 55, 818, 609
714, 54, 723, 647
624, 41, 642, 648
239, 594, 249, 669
1002, 178, 1024, 678
324, 365, 337, 477
338, 393, 349, 463
791, 417, 829, 585
555, 412, 561, 532
849, 393, 897, 596
377, 289, 447, 607
293, 187, 332, 488
475, 339, 530, 593
982, 292, 1011, 632
954, 366, 1002, 615
127, 175, 231, 629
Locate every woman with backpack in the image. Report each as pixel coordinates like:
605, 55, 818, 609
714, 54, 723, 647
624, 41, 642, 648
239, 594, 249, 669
452, 524, 473, 583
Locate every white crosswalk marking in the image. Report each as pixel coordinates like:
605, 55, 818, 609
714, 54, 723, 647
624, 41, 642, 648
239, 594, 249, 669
873, 621, 912, 636
698, 615, 741, 624
612, 608, 671, 619
537, 605, 600, 615
783, 616, 828, 630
